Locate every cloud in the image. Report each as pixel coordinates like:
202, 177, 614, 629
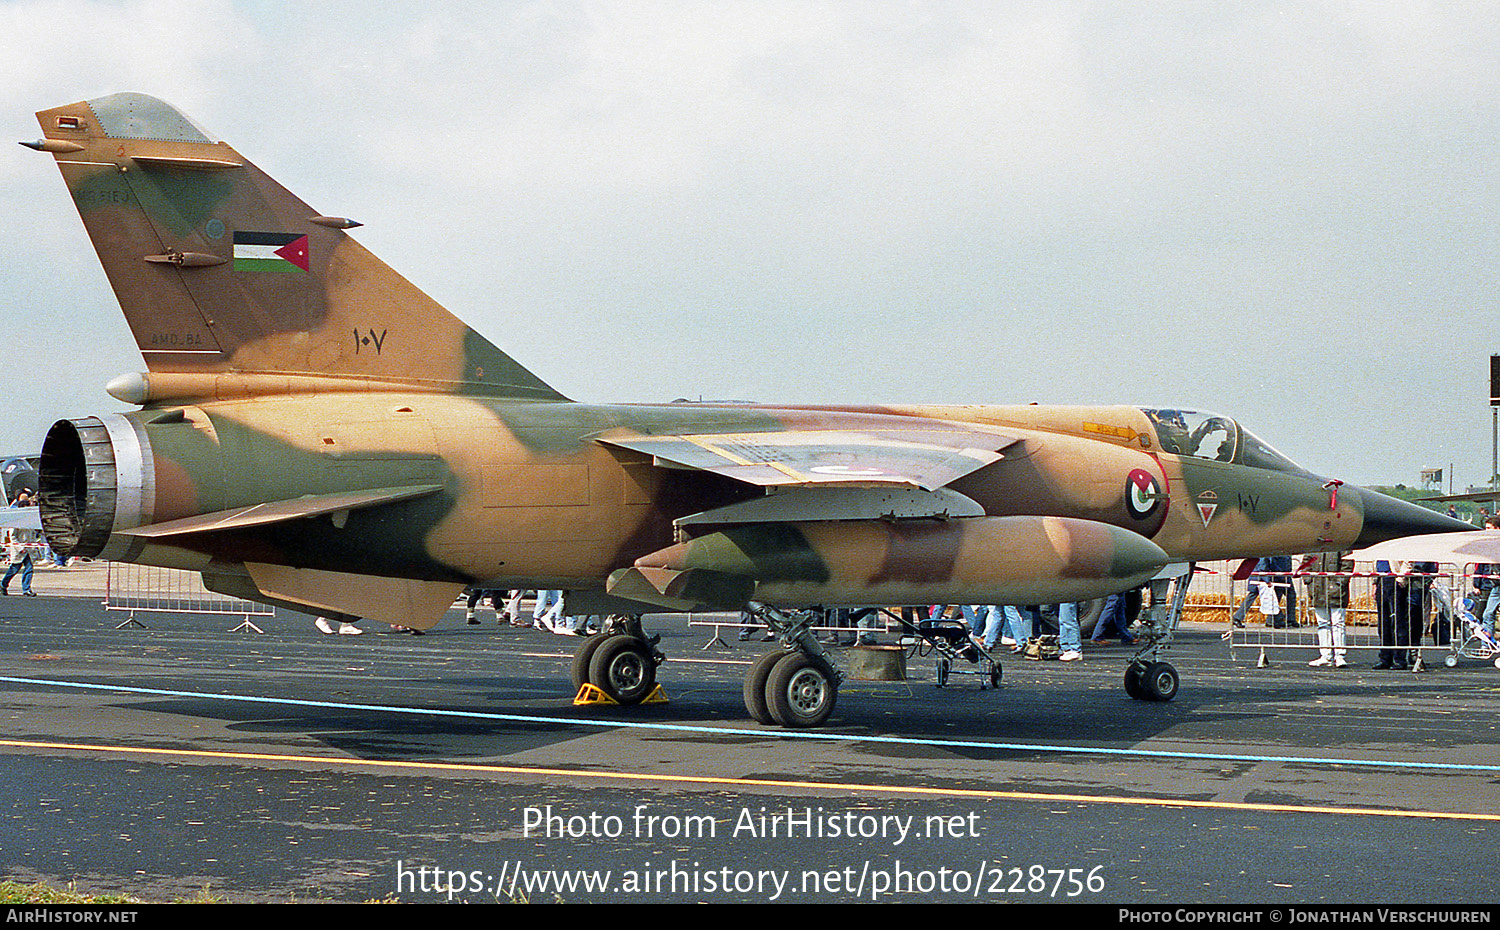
2, 2, 1498, 483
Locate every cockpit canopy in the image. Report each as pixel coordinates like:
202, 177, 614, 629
1141, 408, 1311, 476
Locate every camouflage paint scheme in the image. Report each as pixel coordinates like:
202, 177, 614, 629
26, 94, 1468, 630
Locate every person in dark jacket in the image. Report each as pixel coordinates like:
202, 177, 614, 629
1373, 559, 1407, 670
1301, 550, 1352, 667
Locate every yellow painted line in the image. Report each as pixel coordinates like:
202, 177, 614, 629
1, 738, 1494, 823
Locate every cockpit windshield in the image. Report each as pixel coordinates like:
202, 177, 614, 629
1140, 408, 1310, 475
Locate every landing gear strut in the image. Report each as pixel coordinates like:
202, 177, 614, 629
1124, 564, 1193, 703
570, 615, 665, 705
740, 603, 843, 728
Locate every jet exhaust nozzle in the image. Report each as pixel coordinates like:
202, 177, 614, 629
38, 415, 154, 560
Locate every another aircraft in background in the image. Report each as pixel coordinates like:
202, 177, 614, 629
22, 93, 1469, 726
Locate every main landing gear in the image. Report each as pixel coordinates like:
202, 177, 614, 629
740, 603, 843, 728
570, 616, 665, 705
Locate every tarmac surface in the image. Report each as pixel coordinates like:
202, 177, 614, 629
1, 563, 1498, 903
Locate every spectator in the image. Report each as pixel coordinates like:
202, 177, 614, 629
1403, 560, 1438, 661
463, 587, 501, 625
1473, 517, 1500, 638
1057, 602, 1083, 661
1, 528, 35, 596
1301, 550, 1352, 667
314, 615, 362, 635
1091, 589, 1138, 645
1373, 559, 1407, 670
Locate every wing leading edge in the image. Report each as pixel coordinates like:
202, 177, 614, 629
598, 427, 1019, 491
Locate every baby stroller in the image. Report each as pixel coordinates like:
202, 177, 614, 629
1443, 595, 1500, 669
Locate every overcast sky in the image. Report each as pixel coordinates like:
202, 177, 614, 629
1, 1, 1496, 488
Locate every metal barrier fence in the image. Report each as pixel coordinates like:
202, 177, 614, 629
1209, 561, 1500, 671
681, 561, 1500, 671
104, 562, 274, 631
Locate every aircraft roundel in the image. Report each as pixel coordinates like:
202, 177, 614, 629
1125, 467, 1166, 522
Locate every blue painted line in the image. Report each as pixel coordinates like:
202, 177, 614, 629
3, 675, 1495, 774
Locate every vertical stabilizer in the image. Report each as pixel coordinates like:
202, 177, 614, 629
32, 93, 563, 400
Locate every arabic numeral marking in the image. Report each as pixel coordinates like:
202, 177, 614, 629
353, 327, 389, 355
989, 864, 1104, 896
985, 863, 1005, 894
1048, 868, 1066, 896
1028, 864, 1048, 893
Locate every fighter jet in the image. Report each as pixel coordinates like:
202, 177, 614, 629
22, 93, 1468, 726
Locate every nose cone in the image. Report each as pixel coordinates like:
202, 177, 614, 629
1354, 486, 1475, 548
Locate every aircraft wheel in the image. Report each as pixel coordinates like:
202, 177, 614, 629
1444, 654, 1459, 669
588, 635, 657, 705
1139, 661, 1179, 702
743, 651, 786, 724
935, 657, 950, 688
1075, 598, 1106, 638
766, 654, 837, 728
988, 663, 1002, 690
1124, 663, 1146, 700
570, 632, 613, 691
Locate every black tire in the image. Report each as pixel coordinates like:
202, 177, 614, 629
766, 654, 837, 728
1124, 663, 1146, 700
935, 657, 950, 688
988, 662, 1001, 690
1140, 661, 1179, 702
588, 635, 657, 705
1076, 598, 1106, 637
570, 633, 611, 692
743, 651, 786, 724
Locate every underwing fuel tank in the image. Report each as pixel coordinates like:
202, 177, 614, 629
611, 515, 1169, 610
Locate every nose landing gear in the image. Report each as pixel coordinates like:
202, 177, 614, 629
1123, 564, 1192, 703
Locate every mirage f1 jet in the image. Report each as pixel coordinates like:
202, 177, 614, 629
22, 93, 1468, 727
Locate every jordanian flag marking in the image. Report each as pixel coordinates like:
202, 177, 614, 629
233, 231, 309, 273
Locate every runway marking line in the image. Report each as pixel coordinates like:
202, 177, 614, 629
517, 651, 748, 667
8, 674, 1500, 771
0, 737, 1495, 823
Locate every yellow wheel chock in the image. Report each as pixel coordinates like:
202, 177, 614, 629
573, 683, 670, 706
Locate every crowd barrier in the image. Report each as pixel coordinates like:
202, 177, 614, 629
1209, 561, 1500, 671
682, 561, 1500, 672
104, 562, 274, 632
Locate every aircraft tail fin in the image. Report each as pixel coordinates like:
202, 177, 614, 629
31, 93, 563, 400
